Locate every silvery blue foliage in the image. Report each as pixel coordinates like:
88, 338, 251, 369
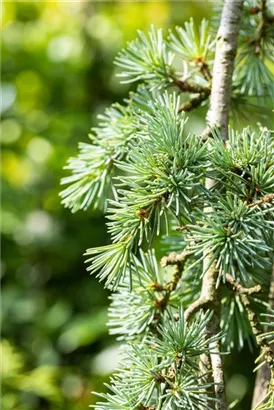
61, 3, 274, 408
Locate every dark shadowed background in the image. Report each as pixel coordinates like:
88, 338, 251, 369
1, 1, 264, 409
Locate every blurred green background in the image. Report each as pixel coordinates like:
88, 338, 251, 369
1, 1, 263, 409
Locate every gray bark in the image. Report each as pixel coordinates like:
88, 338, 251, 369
203, 1, 244, 409
206, 0, 244, 140
251, 263, 274, 408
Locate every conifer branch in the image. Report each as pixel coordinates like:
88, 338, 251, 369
226, 271, 274, 409
173, 77, 211, 112
197, 1, 244, 409
61, 2, 274, 409
225, 274, 262, 296
232, 280, 274, 367
172, 78, 211, 113
208, 315, 226, 410
252, 262, 274, 408
184, 297, 210, 323
200, 61, 212, 82
172, 77, 210, 94
248, 193, 274, 208
179, 92, 210, 113
206, 0, 244, 141
160, 250, 189, 267
153, 250, 190, 318
250, 0, 274, 55
161, 250, 189, 293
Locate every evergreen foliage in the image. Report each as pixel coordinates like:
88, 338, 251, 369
61, 0, 274, 408
236, 0, 274, 97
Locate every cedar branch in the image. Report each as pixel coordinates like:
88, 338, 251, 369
196, 1, 244, 409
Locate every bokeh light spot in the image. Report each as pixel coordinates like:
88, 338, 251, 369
27, 137, 53, 164
47, 35, 82, 62
1, 83, 16, 113
1, 119, 22, 145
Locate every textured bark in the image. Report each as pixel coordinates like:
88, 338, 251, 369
201, 267, 227, 410
184, 1, 244, 408
251, 263, 274, 409
202, 1, 244, 409
206, 0, 244, 141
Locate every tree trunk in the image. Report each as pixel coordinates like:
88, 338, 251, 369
207, 0, 244, 140
251, 263, 274, 408
202, 1, 244, 409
